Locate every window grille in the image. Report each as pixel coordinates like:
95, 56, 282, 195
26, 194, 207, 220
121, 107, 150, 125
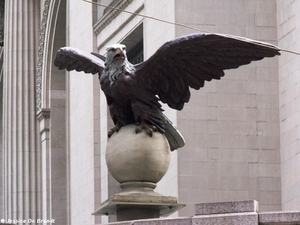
127, 39, 143, 64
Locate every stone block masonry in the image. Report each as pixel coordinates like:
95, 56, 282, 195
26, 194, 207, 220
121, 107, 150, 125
97, 200, 300, 225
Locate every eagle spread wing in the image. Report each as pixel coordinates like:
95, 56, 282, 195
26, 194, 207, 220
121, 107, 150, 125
135, 33, 280, 110
54, 47, 106, 74
54, 33, 281, 151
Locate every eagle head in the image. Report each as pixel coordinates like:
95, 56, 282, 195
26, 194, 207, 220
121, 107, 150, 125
105, 44, 127, 67
105, 43, 135, 84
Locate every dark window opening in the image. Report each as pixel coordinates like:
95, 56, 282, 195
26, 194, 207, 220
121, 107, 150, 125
121, 23, 143, 64
127, 39, 143, 64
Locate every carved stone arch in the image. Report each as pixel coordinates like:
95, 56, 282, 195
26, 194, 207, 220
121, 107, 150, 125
37, 0, 68, 223
37, 0, 66, 110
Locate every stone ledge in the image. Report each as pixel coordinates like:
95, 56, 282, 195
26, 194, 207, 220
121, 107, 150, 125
98, 213, 258, 225
259, 211, 300, 224
193, 212, 258, 225
97, 211, 300, 225
93, 193, 185, 220
97, 200, 300, 225
96, 217, 192, 225
134, 217, 192, 225
195, 200, 259, 215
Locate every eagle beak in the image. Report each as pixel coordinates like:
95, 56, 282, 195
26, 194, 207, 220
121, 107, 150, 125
113, 48, 125, 60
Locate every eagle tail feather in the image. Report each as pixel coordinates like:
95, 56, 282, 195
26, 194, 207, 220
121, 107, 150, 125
160, 113, 185, 151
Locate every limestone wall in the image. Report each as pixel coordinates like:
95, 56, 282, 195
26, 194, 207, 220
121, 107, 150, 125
277, 0, 300, 210
67, 1, 101, 224
174, 0, 281, 215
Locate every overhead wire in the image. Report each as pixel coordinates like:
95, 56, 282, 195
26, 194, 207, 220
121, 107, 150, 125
83, 0, 211, 33
83, 0, 300, 56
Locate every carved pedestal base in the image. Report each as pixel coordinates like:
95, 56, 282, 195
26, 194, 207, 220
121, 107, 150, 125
93, 191, 184, 221
93, 124, 185, 221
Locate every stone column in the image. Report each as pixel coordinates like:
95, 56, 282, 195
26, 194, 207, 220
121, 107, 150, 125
2, 0, 41, 220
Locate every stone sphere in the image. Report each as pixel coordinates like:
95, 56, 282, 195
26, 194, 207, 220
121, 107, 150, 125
106, 124, 171, 184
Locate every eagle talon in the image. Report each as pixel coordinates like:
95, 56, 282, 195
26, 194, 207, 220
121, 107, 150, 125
135, 123, 157, 137
108, 125, 121, 138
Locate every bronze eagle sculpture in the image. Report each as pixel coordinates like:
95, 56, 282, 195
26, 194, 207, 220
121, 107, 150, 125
54, 33, 280, 151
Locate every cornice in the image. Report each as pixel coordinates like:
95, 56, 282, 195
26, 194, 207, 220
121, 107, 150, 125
93, 0, 133, 35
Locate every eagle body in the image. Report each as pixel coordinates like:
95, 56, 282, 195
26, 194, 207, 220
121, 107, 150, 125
100, 70, 135, 126
54, 33, 281, 151
100, 59, 166, 135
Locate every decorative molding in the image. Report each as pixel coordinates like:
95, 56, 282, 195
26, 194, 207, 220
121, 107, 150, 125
37, 108, 51, 135
97, 5, 144, 50
37, 108, 51, 122
36, 0, 51, 112
93, 0, 133, 35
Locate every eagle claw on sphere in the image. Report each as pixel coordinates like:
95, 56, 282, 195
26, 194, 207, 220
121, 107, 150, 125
108, 125, 121, 138
135, 123, 158, 137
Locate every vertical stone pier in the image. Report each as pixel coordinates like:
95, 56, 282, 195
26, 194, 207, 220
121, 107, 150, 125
2, 0, 41, 220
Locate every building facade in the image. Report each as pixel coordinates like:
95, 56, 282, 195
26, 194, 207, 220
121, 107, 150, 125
0, 0, 300, 224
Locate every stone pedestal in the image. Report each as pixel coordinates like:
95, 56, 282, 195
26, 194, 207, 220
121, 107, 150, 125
93, 124, 185, 221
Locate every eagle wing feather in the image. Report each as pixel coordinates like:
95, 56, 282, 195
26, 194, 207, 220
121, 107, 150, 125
135, 33, 280, 110
54, 47, 105, 75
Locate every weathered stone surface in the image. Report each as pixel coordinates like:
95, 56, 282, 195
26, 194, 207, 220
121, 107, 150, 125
97, 221, 132, 225
193, 213, 258, 225
96, 200, 300, 225
134, 217, 192, 225
259, 211, 300, 224
98, 217, 192, 225
98, 212, 258, 225
97, 211, 300, 225
195, 200, 259, 215
159, 217, 192, 225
